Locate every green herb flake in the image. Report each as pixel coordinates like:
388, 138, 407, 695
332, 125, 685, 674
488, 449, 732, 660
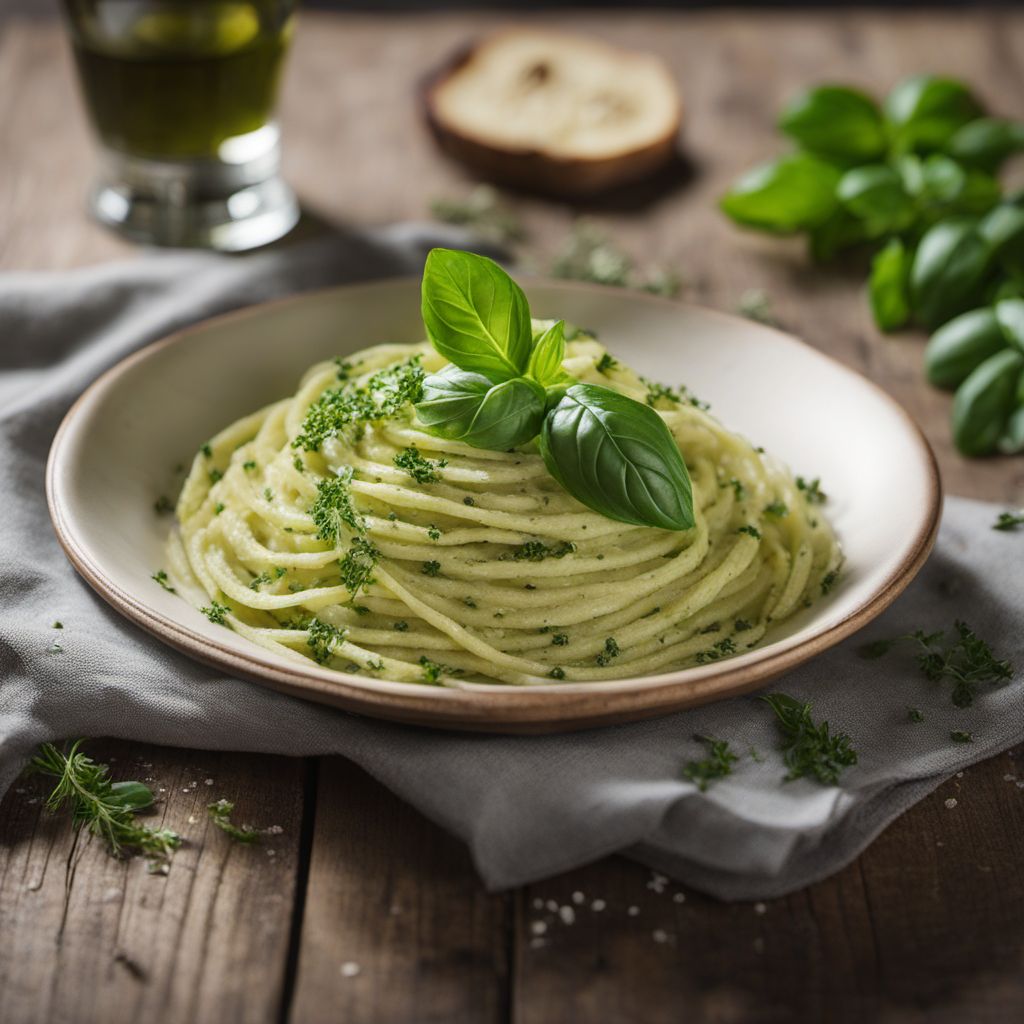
764, 501, 789, 519
500, 540, 576, 562
393, 620, 409, 632
310, 469, 363, 543
908, 707, 925, 723
427, 525, 441, 541
994, 511, 1024, 531
422, 560, 441, 577
207, 798, 259, 844
762, 693, 857, 785
552, 633, 569, 646
463, 496, 476, 506
549, 667, 566, 680
208, 469, 223, 484
393, 446, 447, 484
820, 570, 840, 595
200, 443, 213, 458
596, 353, 618, 375
796, 476, 827, 505
151, 569, 176, 593
293, 455, 305, 473
306, 618, 348, 665
950, 730, 974, 743
734, 619, 753, 632
243, 460, 257, 472
338, 536, 381, 595
201, 600, 231, 626
214, 502, 225, 515
738, 525, 762, 540
861, 621, 1012, 707
695, 637, 738, 664
419, 655, 443, 683
683, 736, 739, 792
596, 637, 621, 667
153, 495, 174, 515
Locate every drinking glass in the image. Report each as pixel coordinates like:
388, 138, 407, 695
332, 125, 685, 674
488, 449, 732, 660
61, 0, 299, 251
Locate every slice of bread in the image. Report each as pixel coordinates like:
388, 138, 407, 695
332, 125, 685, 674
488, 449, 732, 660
425, 29, 682, 197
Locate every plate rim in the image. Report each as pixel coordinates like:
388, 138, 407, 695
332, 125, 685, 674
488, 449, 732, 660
45, 275, 943, 733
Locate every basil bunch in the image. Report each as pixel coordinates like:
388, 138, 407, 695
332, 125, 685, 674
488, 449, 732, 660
415, 249, 695, 530
721, 75, 1024, 456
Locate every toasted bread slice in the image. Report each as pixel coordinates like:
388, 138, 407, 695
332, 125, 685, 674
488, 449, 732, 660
425, 29, 682, 197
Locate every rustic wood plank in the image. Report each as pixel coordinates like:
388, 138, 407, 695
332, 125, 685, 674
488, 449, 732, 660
512, 744, 1024, 1024
289, 757, 510, 1024
0, 740, 307, 1024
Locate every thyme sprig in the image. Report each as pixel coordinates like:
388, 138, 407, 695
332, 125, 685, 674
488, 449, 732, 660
683, 736, 738, 791
762, 693, 857, 785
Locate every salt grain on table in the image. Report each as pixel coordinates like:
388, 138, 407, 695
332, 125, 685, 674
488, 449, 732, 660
754, 902, 767, 915
945, 798, 958, 809
571, 890, 585, 905
627, 906, 639, 917
340, 962, 360, 978
559, 906, 575, 925
591, 899, 606, 911
530, 920, 547, 936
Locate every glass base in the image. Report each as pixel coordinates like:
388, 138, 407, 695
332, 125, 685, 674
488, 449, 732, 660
90, 125, 299, 252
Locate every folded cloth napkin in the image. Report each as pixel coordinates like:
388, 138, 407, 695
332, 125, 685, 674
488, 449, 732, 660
1, 226, 1021, 900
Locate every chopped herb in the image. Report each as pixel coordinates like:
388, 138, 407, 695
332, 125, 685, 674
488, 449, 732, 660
293, 455, 305, 473
683, 736, 738, 792
249, 571, 273, 591
993, 511, 1024, 531
820, 570, 839, 595
764, 501, 788, 519
463, 496, 476, 506
153, 495, 174, 515
263, 487, 274, 502
734, 619, 753, 632
761, 693, 857, 785
463, 597, 477, 609
293, 356, 424, 452
908, 707, 925, 723
307, 618, 348, 664
393, 446, 447, 484
243, 460, 257, 472
696, 637, 738, 664
861, 621, 1012, 707
386, 511, 398, 521
738, 288, 778, 326
207, 798, 258, 844
208, 469, 223, 484
738, 525, 762, 540
393, 620, 409, 632
30, 741, 180, 868
596, 637, 621, 667
950, 730, 974, 743
422, 560, 441, 577
552, 633, 569, 646
419, 655, 443, 683
334, 358, 353, 381
200, 443, 212, 458
151, 569, 176, 593
426, 525, 442, 541
549, 667, 566, 680
52, 621, 63, 629
596, 353, 618, 375
338, 536, 381, 595
310, 469, 363, 543
500, 540, 576, 562
201, 600, 231, 626
723, 478, 746, 502
367, 658, 385, 672
796, 476, 827, 505
214, 502, 225, 515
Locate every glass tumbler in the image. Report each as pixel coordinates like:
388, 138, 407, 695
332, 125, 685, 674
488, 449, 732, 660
61, 0, 299, 251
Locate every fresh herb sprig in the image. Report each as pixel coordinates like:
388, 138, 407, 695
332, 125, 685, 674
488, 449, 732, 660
861, 620, 1012, 707
207, 798, 259, 843
762, 693, 858, 785
415, 249, 695, 531
683, 736, 739, 791
30, 741, 181, 867
994, 510, 1024, 531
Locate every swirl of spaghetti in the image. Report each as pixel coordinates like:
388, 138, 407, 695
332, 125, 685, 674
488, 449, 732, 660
168, 331, 842, 687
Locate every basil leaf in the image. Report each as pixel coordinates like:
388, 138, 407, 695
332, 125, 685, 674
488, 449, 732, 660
415, 365, 545, 449
951, 348, 1024, 456
540, 384, 694, 531
924, 307, 1006, 388
421, 248, 531, 382
778, 85, 886, 163
837, 165, 914, 236
869, 238, 913, 332
980, 202, 1024, 280
995, 298, 1024, 352
998, 394, 1024, 455
910, 218, 992, 330
885, 75, 983, 154
808, 209, 868, 263
947, 118, 1024, 171
720, 154, 842, 234
526, 320, 566, 386
109, 781, 156, 811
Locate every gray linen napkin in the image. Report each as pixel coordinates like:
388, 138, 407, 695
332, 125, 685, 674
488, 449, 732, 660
1, 228, 1021, 900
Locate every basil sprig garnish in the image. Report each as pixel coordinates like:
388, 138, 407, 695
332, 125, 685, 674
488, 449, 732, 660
415, 249, 695, 531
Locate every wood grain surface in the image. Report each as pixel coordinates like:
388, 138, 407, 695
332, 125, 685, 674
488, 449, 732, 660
1, 7, 1023, 1024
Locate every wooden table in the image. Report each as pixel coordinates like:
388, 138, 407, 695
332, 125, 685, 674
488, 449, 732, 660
2, 8, 1023, 1023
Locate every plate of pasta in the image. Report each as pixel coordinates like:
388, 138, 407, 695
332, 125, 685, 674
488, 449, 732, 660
47, 252, 940, 731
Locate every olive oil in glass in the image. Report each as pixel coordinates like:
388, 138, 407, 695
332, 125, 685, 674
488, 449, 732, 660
62, 0, 299, 250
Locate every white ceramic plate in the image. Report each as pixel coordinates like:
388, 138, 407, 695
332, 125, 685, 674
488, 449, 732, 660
46, 278, 941, 732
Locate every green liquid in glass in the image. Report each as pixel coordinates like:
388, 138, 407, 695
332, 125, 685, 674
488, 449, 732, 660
63, 1, 293, 161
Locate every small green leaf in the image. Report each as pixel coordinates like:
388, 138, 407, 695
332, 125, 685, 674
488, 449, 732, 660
540, 384, 694, 531
911, 218, 992, 330
778, 85, 886, 162
526, 320, 567, 386
947, 117, 1024, 171
108, 781, 156, 811
416, 365, 546, 449
421, 248, 531, 381
952, 348, 1024, 456
869, 238, 913, 332
837, 164, 914, 236
885, 75, 984, 154
996, 298, 1024, 352
720, 153, 842, 234
924, 307, 1006, 388
980, 202, 1024, 280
